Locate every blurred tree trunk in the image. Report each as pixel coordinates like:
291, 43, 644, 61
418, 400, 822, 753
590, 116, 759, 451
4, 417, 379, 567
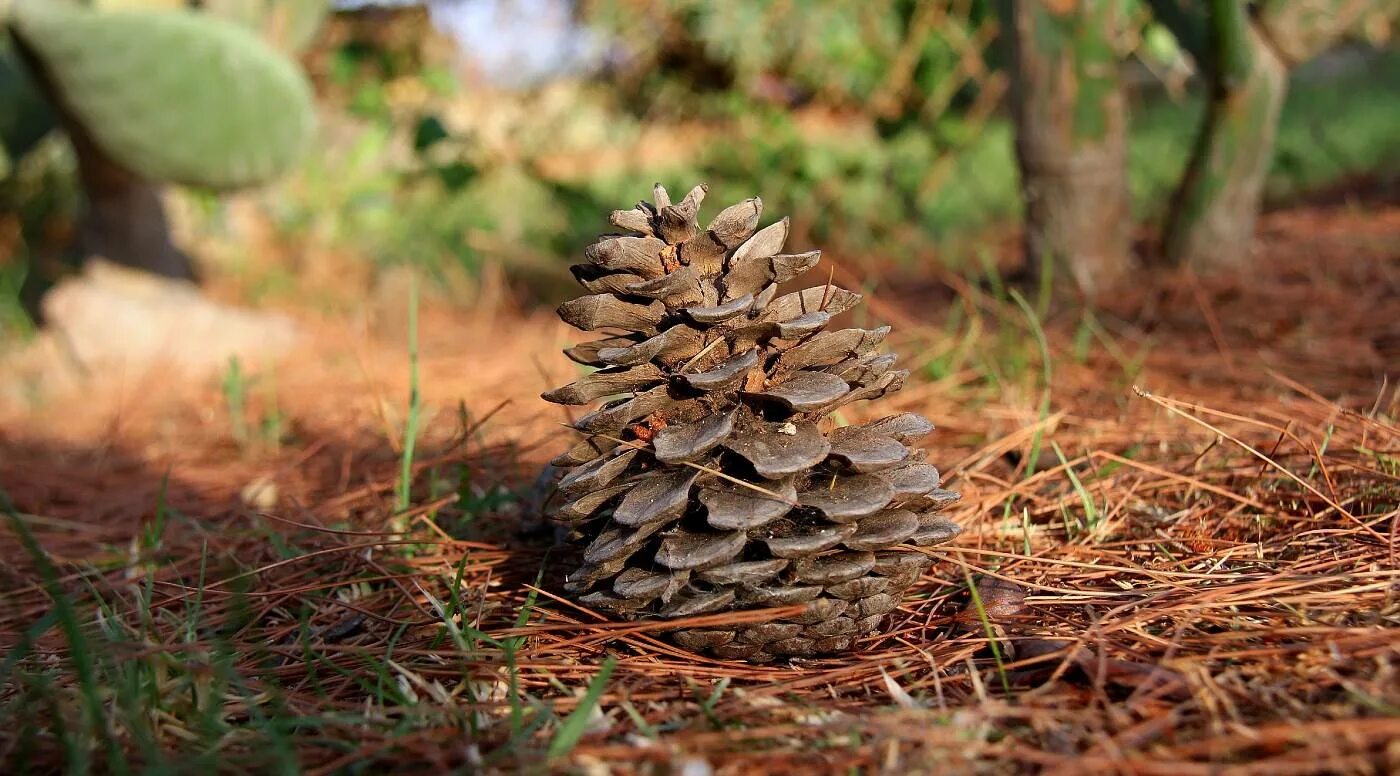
11, 29, 197, 284
1160, 0, 1286, 269
70, 126, 198, 282
999, 0, 1132, 298
1160, 0, 1385, 270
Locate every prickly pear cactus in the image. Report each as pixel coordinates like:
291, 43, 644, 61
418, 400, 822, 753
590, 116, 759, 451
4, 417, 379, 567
0, 41, 56, 164
9, 0, 315, 189
91, 0, 331, 54
90, 1, 187, 9
200, 0, 330, 54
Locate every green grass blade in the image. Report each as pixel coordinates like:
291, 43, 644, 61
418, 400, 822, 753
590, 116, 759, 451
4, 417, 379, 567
223, 355, 248, 446
961, 564, 1012, 697
1052, 441, 1099, 529
547, 656, 617, 760
1009, 289, 1053, 478
397, 273, 421, 513
1, 488, 128, 775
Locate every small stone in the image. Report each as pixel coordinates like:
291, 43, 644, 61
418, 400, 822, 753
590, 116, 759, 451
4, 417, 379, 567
240, 477, 278, 510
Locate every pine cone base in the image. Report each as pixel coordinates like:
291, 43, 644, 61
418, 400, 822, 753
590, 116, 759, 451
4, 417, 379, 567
544, 184, 961, 661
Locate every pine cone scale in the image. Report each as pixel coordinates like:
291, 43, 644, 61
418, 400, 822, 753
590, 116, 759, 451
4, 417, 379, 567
543, 184, 963, 661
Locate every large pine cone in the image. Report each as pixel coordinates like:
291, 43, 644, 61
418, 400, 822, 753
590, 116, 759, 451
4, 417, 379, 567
543, 184, 961, 661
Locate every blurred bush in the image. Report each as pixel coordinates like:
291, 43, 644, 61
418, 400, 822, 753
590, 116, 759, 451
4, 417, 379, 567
3, 0, 1397, 329
182, 0, 1021, 306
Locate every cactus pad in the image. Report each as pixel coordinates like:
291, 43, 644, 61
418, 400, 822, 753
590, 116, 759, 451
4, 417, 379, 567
10, 0, 315, 189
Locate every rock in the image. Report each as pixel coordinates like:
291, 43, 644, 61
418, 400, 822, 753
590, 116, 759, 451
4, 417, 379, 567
240, 477, 279, 510
0, 259, 300, 406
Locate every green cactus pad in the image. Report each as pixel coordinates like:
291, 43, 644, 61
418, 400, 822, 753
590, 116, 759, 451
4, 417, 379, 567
10, 0, 315, 189
201, 0, 331, 54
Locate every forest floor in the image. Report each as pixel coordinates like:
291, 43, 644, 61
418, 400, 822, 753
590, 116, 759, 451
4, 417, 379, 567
0, 194, 1397, 773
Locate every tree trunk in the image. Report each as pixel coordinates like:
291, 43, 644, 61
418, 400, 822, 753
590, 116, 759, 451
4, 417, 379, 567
69, 126, 199, 283
1159, 0, 1382, 270
999, 0, 1133, 298
1161, 7, 1288, 270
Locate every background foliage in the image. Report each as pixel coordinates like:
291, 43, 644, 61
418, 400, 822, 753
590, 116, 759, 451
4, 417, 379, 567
1, 0, 1397, 327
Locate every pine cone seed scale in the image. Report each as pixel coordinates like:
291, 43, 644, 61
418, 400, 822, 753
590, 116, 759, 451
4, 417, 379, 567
544, 184, 961, 662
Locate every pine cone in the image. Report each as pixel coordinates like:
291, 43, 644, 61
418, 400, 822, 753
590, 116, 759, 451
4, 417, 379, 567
543, 184, 961, 661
